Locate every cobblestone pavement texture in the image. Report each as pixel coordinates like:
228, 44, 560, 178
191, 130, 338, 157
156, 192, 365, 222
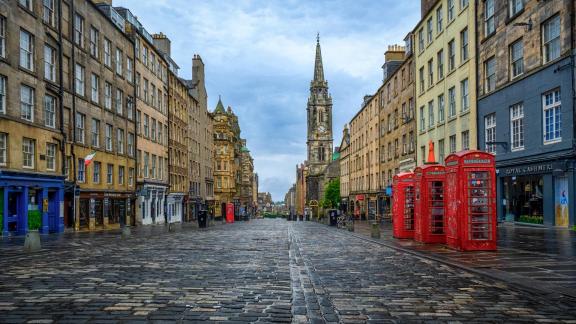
0, 219, 576, 323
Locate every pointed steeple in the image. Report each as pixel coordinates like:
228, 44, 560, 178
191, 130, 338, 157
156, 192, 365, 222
313, 33, 325, 83
214, 95, 225, 113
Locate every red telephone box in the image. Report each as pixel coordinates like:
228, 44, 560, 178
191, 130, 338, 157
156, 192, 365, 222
414, 164, 446, 244
392, 172, 415, 239
445, 150, 497, 251
226, 203, 235, 223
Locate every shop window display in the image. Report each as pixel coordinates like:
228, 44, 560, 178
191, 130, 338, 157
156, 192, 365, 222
503, 175, 544, 224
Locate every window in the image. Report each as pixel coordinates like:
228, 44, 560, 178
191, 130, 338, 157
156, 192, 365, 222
118, 166, 124, 185
74, 13, 84, 47
436, 6, 443, 32
437, 50, 444, 80
126, 58, 133, 82
543, 89, 561, 143
0, 133, 6, 165
449, 135, 457, 153
460, 28, 468, 61
22, 137, 34, 168
461, 78, 469, 112
104, 82, 112, 109
438, 139, 445, 161
504, 42, 524, 83
485, 113, 496, 154
91, 74, 99, 103
420, 146, 426, 164
144, 114, 149, 137
461, 130, 470, 150
107, 164, 113, 184
46, 142, 56, 171
19, 0, 33, 10
448, 39, 455, 71
402, 134, 407, 154
127, 133, 134, 157
438, 94, 445, 123
20, 30, 34, 70
419, 67, 424, 93
428, 101, 434, 128
91, 118, 100, 148
89, 27, 99, 58
485, 57, 496, 92
136, 110, 141, 134
42, 1, 55, 25
0, 16, 5, 58
93, 161, 101, 183
151, 118, 157, 141
104, 38, 111, 67
20, 85, 34, 121
509, 0, 523, 17
448, 0, 455, 22
78, 159, 85, 182
543, 15, 560, 63
428, 59, 434, 87
44, 95, 56, 128
75, 112, 85, 144
74, 63, 85, 96
427, 17, 433, 43
127, 96, 134, 120
418, 28, 424, 53
115, 89, 123, 115
144, 152, 149, 178
484, 0, 495, 36
117, 128, 124, 154
142, 46, 148, 65
158, 157, 163, 180
460, 0, 469, 9
0, 75, 5, 114
448, 86, 456, 117
44, 44, 56, 81
115, 48, 123, 75
151, 155, 156, 178
151, 84, 156, 107
143, 79, 149, 102
157, 122, 162, 143
105, 123, 113, 151
136, 73, 141, 97
419, 106, 425, 132
128, 168, 134, 186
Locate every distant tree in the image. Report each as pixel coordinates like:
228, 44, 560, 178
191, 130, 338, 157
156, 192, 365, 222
323, 179, 340, 209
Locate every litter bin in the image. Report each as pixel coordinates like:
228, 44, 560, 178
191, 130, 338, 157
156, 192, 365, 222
198, 210, 207, 228
329, 210, 337, 226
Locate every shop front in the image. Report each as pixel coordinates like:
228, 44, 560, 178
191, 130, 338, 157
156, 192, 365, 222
78, 191, 133, 230
138, 185, 167, 225
0, 171, 65, 236
166, 192, 184, 223
498, 160, 574, 228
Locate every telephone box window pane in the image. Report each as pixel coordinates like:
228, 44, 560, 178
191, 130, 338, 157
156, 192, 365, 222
429, 181, 444, 234
404, 186, 415, 230
469, 171, 491, 240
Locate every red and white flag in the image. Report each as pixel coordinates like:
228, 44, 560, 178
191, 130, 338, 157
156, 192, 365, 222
84, 151, 96, 166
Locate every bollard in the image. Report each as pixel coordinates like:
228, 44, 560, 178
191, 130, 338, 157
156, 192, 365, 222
371, 222, 381, 239
24, 231, 41, 252
347, 219, 355, 232
121, 226, 131, 239
168, 222, 175, 232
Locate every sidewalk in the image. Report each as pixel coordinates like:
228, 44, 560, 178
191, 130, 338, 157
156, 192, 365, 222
349, 220, 576, 299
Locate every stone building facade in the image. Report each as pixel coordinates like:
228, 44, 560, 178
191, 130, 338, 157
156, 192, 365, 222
415, 0, 478, 164
338, 125, 350, 212
476, 0, 575, 228
239, 142, 255, 216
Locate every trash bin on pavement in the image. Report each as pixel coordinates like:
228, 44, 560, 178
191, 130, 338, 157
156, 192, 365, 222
198, 210, 207, 228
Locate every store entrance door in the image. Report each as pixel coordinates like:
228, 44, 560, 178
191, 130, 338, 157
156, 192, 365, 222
554, 177, 569, 228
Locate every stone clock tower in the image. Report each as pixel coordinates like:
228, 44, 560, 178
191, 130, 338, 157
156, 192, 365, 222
307, 35, 333, 177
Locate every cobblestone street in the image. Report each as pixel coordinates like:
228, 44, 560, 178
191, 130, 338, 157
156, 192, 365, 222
1, 219, 576, 323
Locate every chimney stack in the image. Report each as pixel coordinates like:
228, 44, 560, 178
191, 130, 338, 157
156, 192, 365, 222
421, 0, 437, 18
152, 32, 171, 57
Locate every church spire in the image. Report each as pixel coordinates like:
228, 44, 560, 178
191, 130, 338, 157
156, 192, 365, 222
313, 33, 325, 83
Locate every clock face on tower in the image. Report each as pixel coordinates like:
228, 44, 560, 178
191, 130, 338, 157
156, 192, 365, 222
318, 125, 326, 133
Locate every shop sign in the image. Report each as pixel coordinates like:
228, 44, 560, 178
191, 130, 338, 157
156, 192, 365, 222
500, 163, 554, 176
355, 195, 365, 201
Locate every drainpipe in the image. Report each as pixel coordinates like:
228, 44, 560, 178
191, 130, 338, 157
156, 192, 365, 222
57, 0, 65, 177
70, 0, 78, 230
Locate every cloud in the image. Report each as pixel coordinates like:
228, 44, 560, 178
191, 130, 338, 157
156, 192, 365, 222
113, 0, 420, 201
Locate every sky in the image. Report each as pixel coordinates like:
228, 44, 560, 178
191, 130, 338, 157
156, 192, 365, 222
114, 0, 420, 202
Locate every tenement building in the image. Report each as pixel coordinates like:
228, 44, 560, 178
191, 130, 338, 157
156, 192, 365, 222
349, 95, 379, 220
0, 0, 66, 235
70, 1, 136, 231
378, 43, 417, 217
239, 141, 255, 216
338, 125, 350, 212
476, 0, 575, 228
306, 36, 333, 213
415, 0, 478, 164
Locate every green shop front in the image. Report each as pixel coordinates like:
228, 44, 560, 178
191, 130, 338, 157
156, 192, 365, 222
498, 160, 574, 228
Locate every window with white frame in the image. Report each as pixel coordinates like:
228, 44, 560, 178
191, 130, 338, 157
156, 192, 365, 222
91, 74, 99, 103
136, 110, 141, 134
419, 106, 425, 132
74, 13, 84, 47
46, 142, 56, 171
107, 163, 113, 184
542, 15, 560, 64
117, 128, 124, 154
509, 0, 524, 17
20, 85, 34, 121
104, 82, 112, 109
144, 152, 149, 178
128, 167, 134, 186
89, 27, 99, 58
127, 132, 134, 157
428, 101, 434, 128
116, 89, 123, 115
126, 58, 133, 82
437, 49, 444, 80
20, 30, 34, 70
438, 94, 445, 123
75, 112, 85, 144
77, 158, 85, 182
543, 89, 561, 143
151, 118, 156, 141
19, 0, 33, 11
44, 44, 56, 81
105, 123, 113, 151
449, 134, 456, 153
484, 0, 495, 36
448, 86, 456, 117
427, 17, 433, 44
143, 79, 149, 102
0, 16, 5, 58
418, 28, 424, 53
460, 28, 468, 61
510, 39, 524, 78
43, 0, 55, 27
485, 57, 495, 92
144, 114, 149, 137
436, 6, 443, 32
118, 165, 124, 185
462, 131, 469, 150
115, 48, 123, 75
0, 133, 6, 165
91, 118, 100, 148
151, 154, 156, 178
419, 67, 424, 93
460, 0, 469, 9
428, 59, 434, 87
127, 96, 134, 120
22, 137, 34, 168
136, 73, 141, 97
448, 0, 455, 22
438, 139, 445, 161
142, 46, 148, 65
93, 161, 101, 183
44, 94, 55, 128
104, 38, 111, 67
74, 63, 85, 96
0, 75, 6, 114
484, 113, 496, 154
510, 103, 524, 150
461, 78, 469, 111
448, 39, 455, 71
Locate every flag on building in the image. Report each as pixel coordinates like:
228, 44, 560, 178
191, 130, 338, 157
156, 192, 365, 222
84, 151, 96, 166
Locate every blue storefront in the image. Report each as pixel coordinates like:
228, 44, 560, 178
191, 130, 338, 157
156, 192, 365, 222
0, 171, 65, 236
477, 56, 575, 228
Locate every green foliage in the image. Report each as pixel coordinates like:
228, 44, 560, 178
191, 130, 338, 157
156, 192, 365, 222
518, 215, 544, 225
322, 179, 340, 209
28, 210, 42, 231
